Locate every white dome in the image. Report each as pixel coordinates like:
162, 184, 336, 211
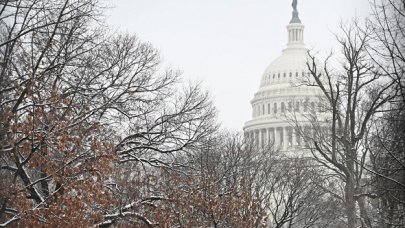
260, 47, 311, 88
243, 13, 326, 154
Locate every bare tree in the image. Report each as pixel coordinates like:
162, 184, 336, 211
365, 1, 405, 226
168, 132, 343, 228
116, 82, 217, 168
0, 1, 114, 226
0, 0, 217, 226
99, 132, 266, 227
303, 20, 396, 227
368, 0, 405, 102
370, 105, 405, 227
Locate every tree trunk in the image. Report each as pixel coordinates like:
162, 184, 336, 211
345, 176, 357, 228
357, 196, 372, 227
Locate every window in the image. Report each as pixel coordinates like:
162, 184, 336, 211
296, 133, 301, 145
262, 104, 265, 115
281, 102, 285, 113
273, 73, 275, 79
288, 102, 292, 112
283, 72, 286, 77
289, 72, 292, 77
304, 101, 308, 112
288, 128, 293, 146
296, 72, 299, 77
295, 102, 300, 112
268, 104, 271, 114
274, 103, 278, 113
278, 73, 280, 78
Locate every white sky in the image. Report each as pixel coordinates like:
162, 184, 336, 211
107, 0, 372, 131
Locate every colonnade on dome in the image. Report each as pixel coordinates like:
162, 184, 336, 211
244, 120, 330, 151
252, 98, 324, 118
245, 125, 302, 151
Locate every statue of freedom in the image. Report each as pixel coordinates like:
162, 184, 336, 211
292, 0, 298, 11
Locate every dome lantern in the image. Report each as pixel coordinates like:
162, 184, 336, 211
287, 0, 305, 49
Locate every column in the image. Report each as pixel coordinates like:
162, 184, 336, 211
260, 129, 266, 147
304, 126, 310, 147
270, 128, 274, 144
274, 128, 279, 149
253, 130, 256, 145
269, 129, 272, 145
283, 127, 288, 151
292, 128, 297, 147
296, 127, 302, 146
268, 128, 272, 145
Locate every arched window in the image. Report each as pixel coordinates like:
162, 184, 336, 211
268, 103, 271, 114
274, 103, 278, 113
262, 104, 265, 115
281, 102, 285, 113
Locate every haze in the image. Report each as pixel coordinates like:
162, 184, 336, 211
107, 0, 371, 131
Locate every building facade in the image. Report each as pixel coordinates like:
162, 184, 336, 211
243, 4, 326, 156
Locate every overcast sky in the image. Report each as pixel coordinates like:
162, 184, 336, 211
107, 0, 372, 131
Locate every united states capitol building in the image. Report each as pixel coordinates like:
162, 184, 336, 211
244, 2, 327, 157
